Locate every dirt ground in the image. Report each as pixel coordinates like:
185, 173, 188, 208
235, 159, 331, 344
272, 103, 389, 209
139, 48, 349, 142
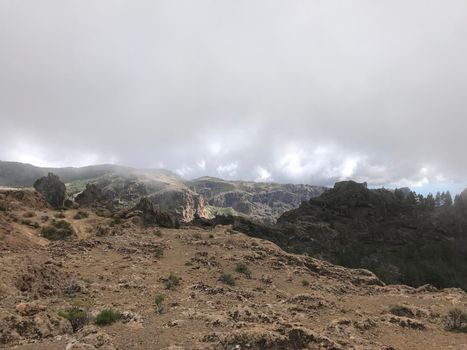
0, 189, 466, 349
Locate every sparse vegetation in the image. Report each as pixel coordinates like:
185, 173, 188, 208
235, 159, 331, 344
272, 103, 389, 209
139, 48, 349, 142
95, 309, 121, 326
110, 216, 121, 226
153, 229, 162, 237
73, 210, 89, 219
444, 308, 467, 332
235, 263, 251, 278
389, 305, 412, 317
219, 273, 236, 286
58, 307, 88, 332
54, 211, 65, 219
20, 219, 40, 228
185, 260, 193, 266
41, 220, 75, 240
154, 294, 165, 314
164, 273, 180, 290
71, 297, 96, 310
154, 246, 164, 258
302, 279, 310, 287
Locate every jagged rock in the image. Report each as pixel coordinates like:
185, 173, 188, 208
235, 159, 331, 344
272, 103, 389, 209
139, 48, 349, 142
148, 188, 208, 222
132, 197, 179, 228
33, 173, 66, 208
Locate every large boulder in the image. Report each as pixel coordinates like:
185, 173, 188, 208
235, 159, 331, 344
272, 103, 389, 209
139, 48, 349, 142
33, 173, 66, 208
132, 197, 179, 228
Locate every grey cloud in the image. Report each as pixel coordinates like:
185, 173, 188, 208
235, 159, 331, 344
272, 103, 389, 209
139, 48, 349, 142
1, 1, 466, 192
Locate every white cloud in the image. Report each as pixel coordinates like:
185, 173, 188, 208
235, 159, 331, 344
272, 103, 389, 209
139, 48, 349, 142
216, 162, 238, 179
255, 166, 272, 182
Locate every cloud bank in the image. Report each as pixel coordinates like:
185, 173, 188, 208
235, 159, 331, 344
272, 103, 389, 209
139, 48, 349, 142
1, 1, 466, 193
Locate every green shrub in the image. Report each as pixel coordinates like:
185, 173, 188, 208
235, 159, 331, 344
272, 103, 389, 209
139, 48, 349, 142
95, 309, 121, 326
219, 273, 236, 286
41, 220, 75, 240
185, 261, 193, 266
301, 279, 310, 287
73, 210, 89, 220
235, 263, 251, 278
444, 308, 467, 332
58, 307, 88, 332
54, 212, 66, 219
154, 294, 165, 314
153, 230, 162, 237
164, 273, 180, 290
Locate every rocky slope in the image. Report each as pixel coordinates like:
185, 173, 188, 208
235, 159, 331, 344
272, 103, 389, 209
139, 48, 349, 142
188, 177, 326, 224
0, 188, 466, 349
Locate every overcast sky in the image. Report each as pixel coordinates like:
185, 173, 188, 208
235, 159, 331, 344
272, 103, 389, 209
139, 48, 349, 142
1, 1, 466, 193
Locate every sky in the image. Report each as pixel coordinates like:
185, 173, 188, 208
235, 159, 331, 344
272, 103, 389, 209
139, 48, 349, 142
1, 1, 466, 195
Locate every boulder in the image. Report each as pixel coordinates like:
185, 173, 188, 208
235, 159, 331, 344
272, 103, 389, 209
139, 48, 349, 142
33, 173, 66, 208
132, 197, 179, 228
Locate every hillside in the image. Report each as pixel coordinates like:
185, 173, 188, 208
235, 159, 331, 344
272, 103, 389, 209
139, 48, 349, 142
0, 188, 466, 349
230, 181, 467, 290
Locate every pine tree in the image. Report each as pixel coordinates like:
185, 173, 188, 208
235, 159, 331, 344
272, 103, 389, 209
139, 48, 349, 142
444, 191, 453, 207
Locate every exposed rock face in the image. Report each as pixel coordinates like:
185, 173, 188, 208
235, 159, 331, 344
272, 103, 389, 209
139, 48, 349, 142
149, 188, 208, 222
188, 177, 326, 224
132, 197, 179, 228
33, 173, 66, 208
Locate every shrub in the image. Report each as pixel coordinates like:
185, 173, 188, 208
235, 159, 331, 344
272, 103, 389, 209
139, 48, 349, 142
20, 219, 39, 228
58, 307, 88, 332
219, 273, 236, 286
444, 308, 467, 332
235, 263, 251, 278
110, 216, 121, 227
185, 261, 193, 266
301, 279, 310, 287
73, 210, 89, 220
54, 212, 66, 219
95, 309, 121, 326
41, 220, 75, 240
389, 305, 412, 317
154, 294, 165, 314
154, 246, 164, 259
0, 202, 7, 211
153, 230, 162, 237
164, 273, 180, 290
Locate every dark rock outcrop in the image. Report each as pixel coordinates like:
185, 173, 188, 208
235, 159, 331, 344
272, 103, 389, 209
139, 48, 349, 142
33, 173, 66, 208
132, 197, 179, 228
75, 184, 108, 207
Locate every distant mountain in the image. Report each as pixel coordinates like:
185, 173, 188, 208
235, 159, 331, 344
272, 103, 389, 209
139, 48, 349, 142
0, 161, 324, 224
187, 176, 326, 223
0, 161, 146, 187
